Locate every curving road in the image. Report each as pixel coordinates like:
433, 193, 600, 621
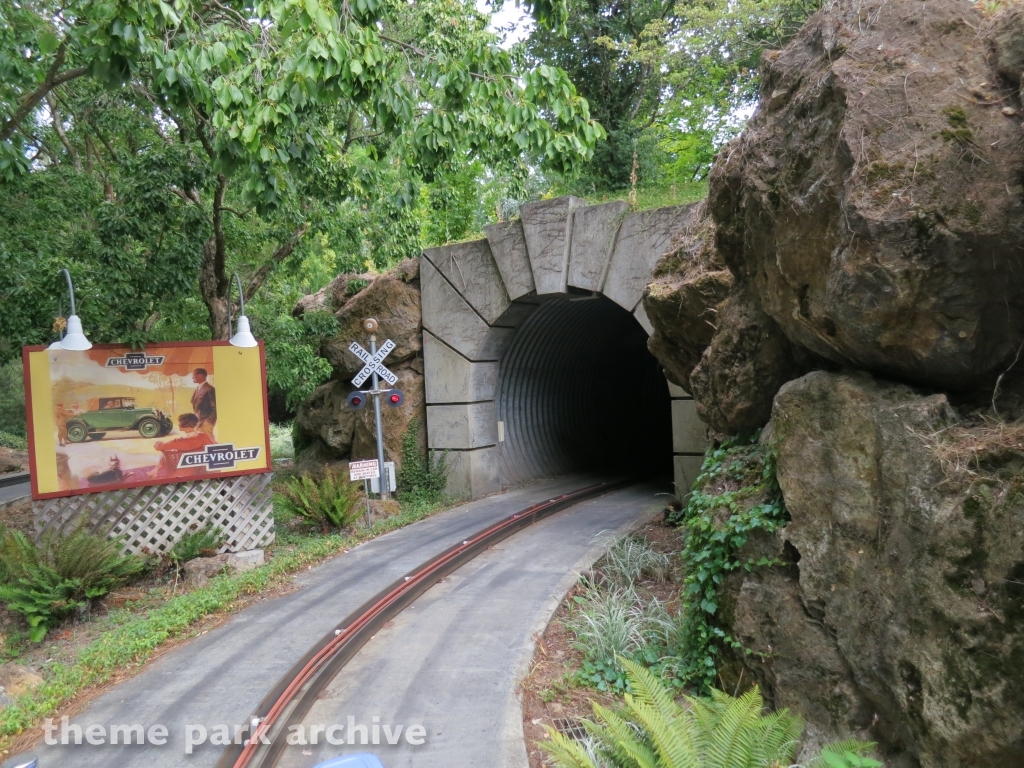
274, 482, 664, 768
17, 475, 662, 768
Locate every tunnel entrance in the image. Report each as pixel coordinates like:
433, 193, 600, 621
420, 195, 706, 499
497, 295, 672, 486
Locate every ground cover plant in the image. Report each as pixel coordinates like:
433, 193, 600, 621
273, 467, 363, 533
667, 431, 788, 691
541, 658, 881, 768
396, 418, 450, 506
0, 525, 148, 641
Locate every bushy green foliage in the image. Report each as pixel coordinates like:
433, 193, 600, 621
396, 418, 449, 504
268, 422, 295, 461
0, 567, 89, 642
168, 526, 226, 565
527, 0, 822, 193
566, 537, 682, 693
0, 360, 25, 438
669, 432, 789, 691
274, 469, 362, 533
0, 431, 27, 450
0, 526, 148, 641
542, 658, 881, 768
601, 536, 672, 586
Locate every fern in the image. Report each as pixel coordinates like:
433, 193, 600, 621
809, 740, 883, 768
169, 525, 226, 564
0, 525, 148, 641
542, 658, 877, 768
0, 566, 86, 642
274, 467, 362, 533
41, 526, 147, 593
0, 525, 40, 582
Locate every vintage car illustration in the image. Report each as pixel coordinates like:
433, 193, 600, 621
65, 397, 173, 442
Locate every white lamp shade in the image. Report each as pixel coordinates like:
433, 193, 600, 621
229, 315, 258, 347
59, 315, 92, 350
48, 340, 63, 350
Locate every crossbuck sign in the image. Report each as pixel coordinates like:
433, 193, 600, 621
349, 339, 397, 387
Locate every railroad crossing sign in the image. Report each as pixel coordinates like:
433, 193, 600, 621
349, 339, 397, 387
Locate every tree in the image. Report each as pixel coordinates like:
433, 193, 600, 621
524, 0, 676, 191
525, 0, 822, 192
1, 0, 602, 343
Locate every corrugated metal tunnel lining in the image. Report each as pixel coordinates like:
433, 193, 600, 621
498, 295, 672, 485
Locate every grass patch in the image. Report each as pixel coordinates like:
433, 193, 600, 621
0, 496, 450, 749
578, 182, 707, 211
0, 431, 27, 451
268, 422, 294, 461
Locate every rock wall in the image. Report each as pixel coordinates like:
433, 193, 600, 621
641, 0, 1024, 763
725, 372, 1024, 767
292, 259, 425, 470
645, 0, 1024, 430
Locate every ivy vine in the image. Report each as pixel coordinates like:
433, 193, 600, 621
668, 430, 789, 691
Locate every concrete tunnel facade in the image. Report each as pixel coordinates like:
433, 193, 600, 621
420, 195, 708, 500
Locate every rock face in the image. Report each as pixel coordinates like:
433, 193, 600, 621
688, 289, 808, 433
319, 260, 422, 378
645, 0, 1024, 431
293, 259, 426, 469
712, 0, 1024, 395
724, 371, 1024, 767
0, 447, 27, 474
644, 202, 734, 392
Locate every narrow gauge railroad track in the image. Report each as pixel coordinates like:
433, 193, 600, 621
216, 477, 632, 768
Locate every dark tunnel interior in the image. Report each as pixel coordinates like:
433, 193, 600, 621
497, 294, 673, 486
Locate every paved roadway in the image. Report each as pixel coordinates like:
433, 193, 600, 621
18, 475, 662, 768
276, 482, 663, 768
0, 478, 30, 508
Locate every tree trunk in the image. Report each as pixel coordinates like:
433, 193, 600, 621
199, 175, 231, 339
197, 173, 309, 340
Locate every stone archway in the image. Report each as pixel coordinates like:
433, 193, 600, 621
421, 196, 707, 499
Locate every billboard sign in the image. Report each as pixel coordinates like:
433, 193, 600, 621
22, 341, 272, 500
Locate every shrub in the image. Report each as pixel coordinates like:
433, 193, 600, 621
600, 536, 672, 586
269, 422, 295, 460
274, 468, 362, 533
566, 586, 647, 668
169, 525, 226, 565
542, 658, 881, 768
0, 431, 27, 450
396, 418, 449, 504
0, 525, 148, 641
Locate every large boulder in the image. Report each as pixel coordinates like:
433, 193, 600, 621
644, 203, 734, 391
688, 289, 808, 433
293, 259, 426, 470
709, 0, 1024, 397
0, 447, 27, 474
724, 371, 1024, 766
319, 259, 422, 377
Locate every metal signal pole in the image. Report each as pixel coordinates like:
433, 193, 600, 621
369, 334, 389, 501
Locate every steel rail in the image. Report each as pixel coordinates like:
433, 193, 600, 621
216, 477, 633, 768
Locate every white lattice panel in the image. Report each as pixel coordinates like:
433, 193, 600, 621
33, 473, 275, 556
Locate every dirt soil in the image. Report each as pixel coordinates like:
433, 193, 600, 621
520, 517, 685, 767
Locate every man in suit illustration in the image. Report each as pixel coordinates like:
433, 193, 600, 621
190, 368, 217, 438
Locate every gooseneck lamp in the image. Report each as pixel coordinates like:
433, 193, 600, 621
228, 272, 258, 348
58, 269, 92, 351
